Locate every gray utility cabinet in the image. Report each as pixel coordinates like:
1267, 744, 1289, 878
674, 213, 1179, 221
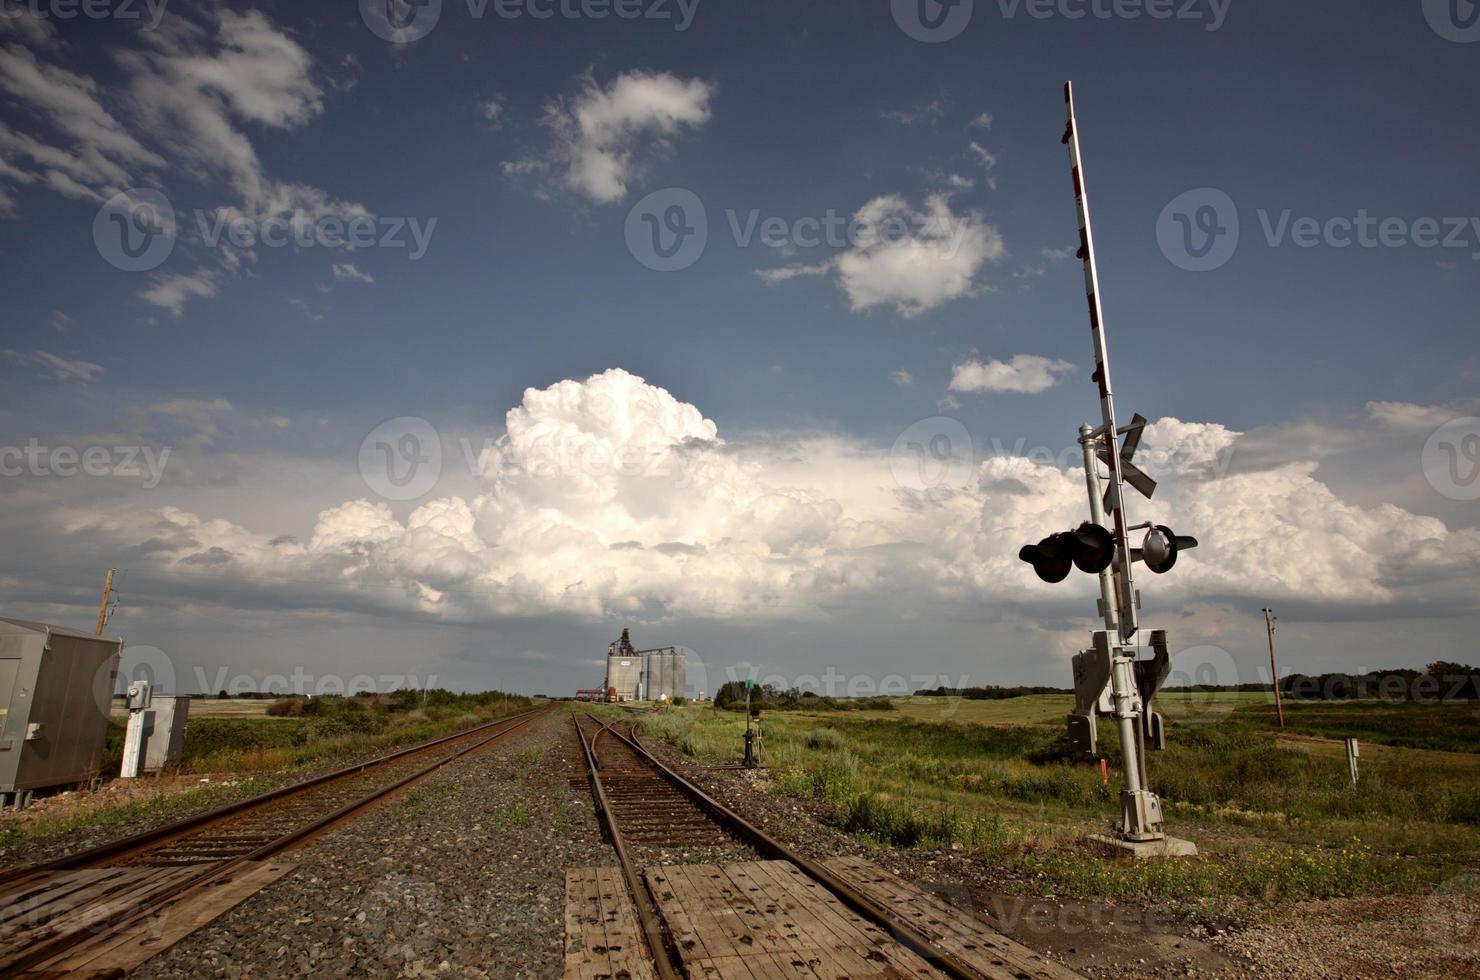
142, 695, 191, 772
0, 618, 122, 800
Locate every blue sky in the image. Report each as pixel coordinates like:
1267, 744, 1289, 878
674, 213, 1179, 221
1, 0, 1478, 698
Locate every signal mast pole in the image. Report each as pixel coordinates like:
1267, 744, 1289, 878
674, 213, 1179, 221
1062, 83, 1190, 851
1079, 425, 1118, 633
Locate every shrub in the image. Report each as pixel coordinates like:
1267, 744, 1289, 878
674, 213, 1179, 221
805, 728, 844, 751
266, 697, 302, 717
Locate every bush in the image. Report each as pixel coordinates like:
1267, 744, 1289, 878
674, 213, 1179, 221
266, 697, 302, 717
296, 718, 354, 745
805, 728, 844, 751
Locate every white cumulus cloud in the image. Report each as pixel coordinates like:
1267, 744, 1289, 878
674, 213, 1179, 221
950, 354, 1075, 394
764, 194, 1005, 318
511, 70, 713, 204
55, 371, 1480, 630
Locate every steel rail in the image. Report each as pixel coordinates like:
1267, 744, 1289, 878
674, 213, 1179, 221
593, 715, 999, 980
2, 707, 548, 978
2, 707, 545, 880
574, 713, 682, 980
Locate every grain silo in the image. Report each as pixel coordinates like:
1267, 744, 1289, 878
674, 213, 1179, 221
648, 651, 666, 702
603, 629, 641, 701
670, 651, 686, 701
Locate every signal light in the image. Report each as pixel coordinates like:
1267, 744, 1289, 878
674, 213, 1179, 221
1019, 522, 1115, 583
1135, 524, 1198, 573
1069, 522, 1115, 574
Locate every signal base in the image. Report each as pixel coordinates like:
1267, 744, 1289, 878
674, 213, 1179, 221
1087, 833, 1199, 860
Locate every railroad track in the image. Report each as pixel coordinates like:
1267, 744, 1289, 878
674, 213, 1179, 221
0, 706, 548, 975
574, 712, 1080, 980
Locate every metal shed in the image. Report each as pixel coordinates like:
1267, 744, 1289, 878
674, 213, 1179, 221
0, 618, 122, 805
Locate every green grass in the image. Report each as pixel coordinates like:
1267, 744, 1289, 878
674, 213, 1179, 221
637, 696, 1480, 915
0, 776, 279, 850
173, 693, 539, 774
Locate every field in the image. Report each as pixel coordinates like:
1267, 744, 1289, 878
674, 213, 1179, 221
637, 693, 1480, 922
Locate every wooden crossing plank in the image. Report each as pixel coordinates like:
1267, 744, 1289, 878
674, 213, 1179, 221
0, 869, 132, 930
821, 856, 1083, 980
646, 861, 943, 980
742, 860, 941, 980
563, 866, 658, 980
0, 866, 203, 972
16, 861, 296, 977
656, 865, 759, 976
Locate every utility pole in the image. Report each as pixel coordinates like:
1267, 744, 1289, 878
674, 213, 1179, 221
1262, 607, 1284, 728
94, 569, 114, 636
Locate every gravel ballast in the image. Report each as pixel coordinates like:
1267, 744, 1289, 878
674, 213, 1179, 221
136, 709, 613, 979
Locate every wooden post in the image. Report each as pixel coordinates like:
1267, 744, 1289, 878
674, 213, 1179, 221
1262, 607, 1285, 728
94, 568, 114, 636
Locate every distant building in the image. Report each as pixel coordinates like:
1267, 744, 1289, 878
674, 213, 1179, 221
642, 646, 686, 702
604, 629, 642, 702
600, 629, 686, 702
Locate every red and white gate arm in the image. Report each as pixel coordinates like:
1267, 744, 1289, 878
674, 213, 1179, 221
1062, 80, 1138, 639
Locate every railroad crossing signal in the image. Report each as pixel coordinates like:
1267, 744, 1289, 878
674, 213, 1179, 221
1019, 521, 1197, 581
1036, 81, 1199, 853
1136, 525, 1199, 574
1098, 413, 1155, 506
1019, 522, 1115, 583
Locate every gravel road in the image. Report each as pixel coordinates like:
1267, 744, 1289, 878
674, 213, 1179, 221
136, 709, 613, 979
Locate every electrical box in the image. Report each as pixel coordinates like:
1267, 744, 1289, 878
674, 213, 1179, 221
0, 617, 122, 799
142, 695, 191, 772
